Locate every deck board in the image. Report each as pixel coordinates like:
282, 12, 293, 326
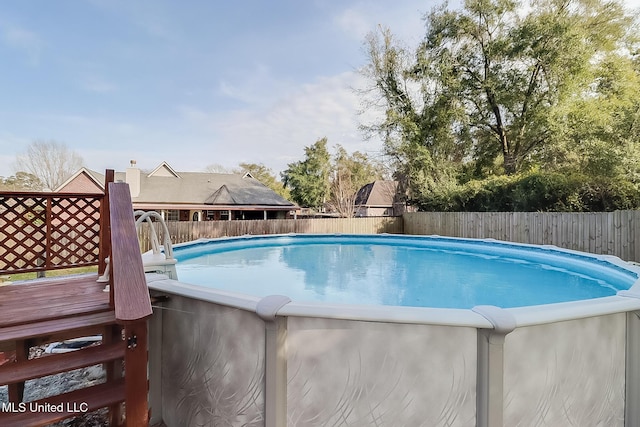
0, 274, 110, 328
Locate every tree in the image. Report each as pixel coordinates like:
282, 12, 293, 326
204, 163, 232, 174
15, 140, 84, 190
282, 138, 388, 214
327, 146, 387, 217
0, 172, 43, 191
281, 138, 332, 209
550, 52, 640, 180
361, 0, 637, 181
234, 162, 291, 199
360, 27, 468, 198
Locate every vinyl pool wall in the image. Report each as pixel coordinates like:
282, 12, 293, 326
146, 273, 640, 427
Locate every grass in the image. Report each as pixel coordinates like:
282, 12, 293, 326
0, 266, 98, 283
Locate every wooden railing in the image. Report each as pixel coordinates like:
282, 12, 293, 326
108, 183, 153, 321
107, 181, 153, 425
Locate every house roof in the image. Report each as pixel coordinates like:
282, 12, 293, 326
54, 167, 105, 193
354, 181, 398, 207
130, 171, 294, 206
58, 162, 296, 209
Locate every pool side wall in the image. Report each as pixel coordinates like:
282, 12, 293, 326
158, 293, 266, 426
147, 277, 640, 427
503, 313, 626, 425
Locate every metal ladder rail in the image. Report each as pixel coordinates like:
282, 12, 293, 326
134, 210, 178, 279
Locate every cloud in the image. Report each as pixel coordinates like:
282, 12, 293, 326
217, 65, 272, 105
179, 71, 384, 174
81, 76, 118, 93
216, 63, 296, 108
333, 1, 426, 48
0, 73, 384, 180
335, 7, 372, 40
0, 132, 31, 176
0, 23, 43, 64
88, 0, 180, 42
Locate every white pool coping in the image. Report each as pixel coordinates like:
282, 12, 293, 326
147, 234, 640, 330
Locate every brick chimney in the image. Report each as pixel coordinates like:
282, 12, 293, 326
125, 159, 140, 197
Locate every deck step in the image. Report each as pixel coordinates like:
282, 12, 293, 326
0, 378, 125, 427
0, 275, 110, 329
0, 310, 117, 344
0, 341, 125, 385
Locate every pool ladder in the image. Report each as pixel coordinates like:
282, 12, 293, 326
134, 210, 178, 280
97, 211, 178, 292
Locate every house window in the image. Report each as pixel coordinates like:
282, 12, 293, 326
166, 210, 179, 221
220, 210, 230, 220
205, 210, 215, 220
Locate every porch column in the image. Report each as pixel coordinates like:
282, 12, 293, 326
264, 210, 267, 220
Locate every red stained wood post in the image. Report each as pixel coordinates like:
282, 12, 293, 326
7, 340, 29, 403
103, 323, 125, 426
108, 181, 152, 426
124, 320, 149, 426
100, 169, 115, 308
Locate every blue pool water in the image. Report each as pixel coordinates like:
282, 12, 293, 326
173, 234, 638, 309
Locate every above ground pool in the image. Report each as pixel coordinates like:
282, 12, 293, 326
173, 234, 638, 309
148, 234, 640, 426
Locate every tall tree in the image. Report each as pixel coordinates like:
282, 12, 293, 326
550, 52, 640, 179
360, 27, 470, 198
328, 146, 386, 217
281, 138, 331, 209
15, 140, 84, 190
361, 0, 636, 180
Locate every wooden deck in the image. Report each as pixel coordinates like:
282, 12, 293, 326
0, 274, 109, 326
0, 274, 126, 427
0, 175, 152, 426
0, 274, 110, 350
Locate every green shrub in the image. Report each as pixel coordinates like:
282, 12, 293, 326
415, 171, 640, 212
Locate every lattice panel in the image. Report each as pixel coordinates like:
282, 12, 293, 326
50, 197, 101, 267
0, 194, 102, 273
0, 196, 47, 272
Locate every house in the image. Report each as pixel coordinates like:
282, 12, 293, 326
354, 180, 413, 217
56, 161, 298, 221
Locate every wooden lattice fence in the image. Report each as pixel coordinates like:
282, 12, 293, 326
0, 193, 102, 273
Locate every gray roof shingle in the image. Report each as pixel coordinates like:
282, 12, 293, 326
73, 165, 295, 207
354, 181, 398, 207
132, 171, 295, 206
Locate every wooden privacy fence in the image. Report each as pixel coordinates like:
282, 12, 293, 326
137, 216, 404, 252
404, 211, 640, 262
136, 211, 640, 262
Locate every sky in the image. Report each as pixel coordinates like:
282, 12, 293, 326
0, 0, 431, 178
0, 0, 638, 179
